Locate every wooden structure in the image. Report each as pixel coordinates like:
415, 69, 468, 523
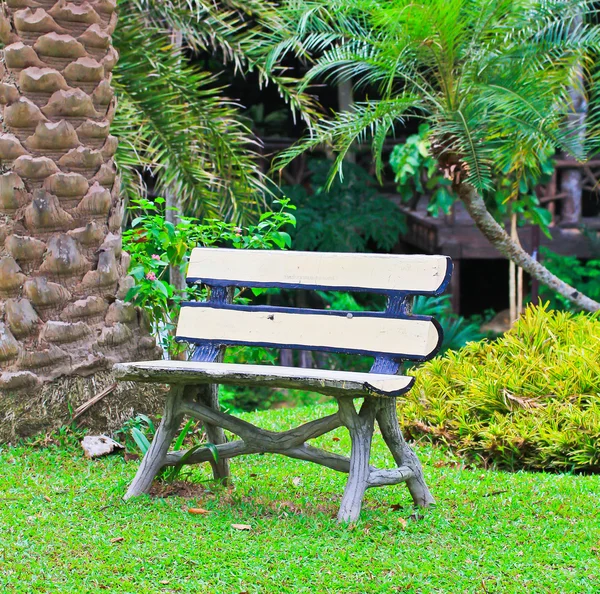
393, 158, 600, 312
115, 248, 452, 523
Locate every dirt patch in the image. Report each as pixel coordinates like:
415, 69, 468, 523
0, 370, 168, 443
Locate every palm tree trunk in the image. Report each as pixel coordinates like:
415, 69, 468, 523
458, 183, 600, 312
0, 2, 159, 391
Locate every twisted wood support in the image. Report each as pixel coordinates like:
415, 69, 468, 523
376, 398, 435, 507
196, 384, 231, 484
179, 398, 342, 448
125, 391, 431, 523
336, 399, 380, 522
163, 439, 414, 487
124, 385, 185, 500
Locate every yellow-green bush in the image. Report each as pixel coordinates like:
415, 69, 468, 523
401, 305, 600, 472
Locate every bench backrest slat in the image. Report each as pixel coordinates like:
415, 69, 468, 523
187, 248, 451, 294
177, 303, 442, 361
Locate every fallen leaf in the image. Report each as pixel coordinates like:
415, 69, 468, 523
110, 537, 124, 543
231, 523, 252, 531
124, 452, 140, 462
160, 580, 169, 585
43, 495, 52, 503
332, 437, 340, 442
389, 503, 402, 512
188, 508, 210, 515
292, 477, 302, 487
398, 517, 407, 529
249, 473, 257, 478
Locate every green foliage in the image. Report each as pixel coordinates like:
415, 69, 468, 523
539, 247, 600, 310
261, 0, 600, 212
113, 2, 269, 220
115, 414, 217, 484
282, 159, 406, 252
389, 125, 455, 217
122, 198, 296, 353
401, 305, 600, 472
390, 125, 555, 233
113, 0, 318, 221
114, 414, 156, 453
3, 404, 600, 592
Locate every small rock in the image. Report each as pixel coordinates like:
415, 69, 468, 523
81, 435, 124, 459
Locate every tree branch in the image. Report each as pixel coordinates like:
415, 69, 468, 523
458, 183, 600, 312
179, 397, 342, 449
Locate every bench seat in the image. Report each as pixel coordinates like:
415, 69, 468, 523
114, 360, 415, 398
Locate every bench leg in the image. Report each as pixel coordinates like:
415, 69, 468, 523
337, 398, 378, 523
123, 385, 184, 500
376, 398, 435, 508
196, 384, 231, 485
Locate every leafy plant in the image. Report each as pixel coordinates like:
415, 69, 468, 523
113, 0, 317, 220
401, 304, 600, 472
390, 125, 555, 233
115, 414, 218, 483
282, 159, 406, 252
122, 198, 296, 354
538, 248, 600, 310
114, 414, 156, 453
390, 125, 454, 217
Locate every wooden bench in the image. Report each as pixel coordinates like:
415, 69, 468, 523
114, 248, 452, 522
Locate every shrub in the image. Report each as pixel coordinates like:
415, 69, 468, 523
400, 305, 600, 472
122, 197, 296, 355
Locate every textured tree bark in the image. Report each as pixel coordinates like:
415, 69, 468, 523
0, 0, 160, 393
458, 183, 600, 312
561, 12, 586, 228
164, 30, 185, 297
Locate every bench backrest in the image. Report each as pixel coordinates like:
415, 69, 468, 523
178, 248, 452, 372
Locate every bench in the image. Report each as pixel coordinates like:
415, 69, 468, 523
114, 248, 452, 522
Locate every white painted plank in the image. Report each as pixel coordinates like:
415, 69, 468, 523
113, 360, 414, 397
187, 248, 451, 294
176, 306, 440, 359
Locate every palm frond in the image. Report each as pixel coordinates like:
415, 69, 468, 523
275, 96, 423, 182
114, 6, 267, 221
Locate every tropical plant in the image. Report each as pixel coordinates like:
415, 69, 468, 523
122, 197, 296, 354
259, 0, 600, 311
389, 125, 454, 217
401, 305, 600, 472
282, 158, 406, 252
113, 0, 318, 220
390, 125, 556, 230
538, 247, 600, 310
0, 1, 162, 390
115, 413, 216, 482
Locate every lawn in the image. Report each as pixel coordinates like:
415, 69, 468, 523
1, 402, 599, 594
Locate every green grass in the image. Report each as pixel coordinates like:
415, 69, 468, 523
1, 402, 599, 594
